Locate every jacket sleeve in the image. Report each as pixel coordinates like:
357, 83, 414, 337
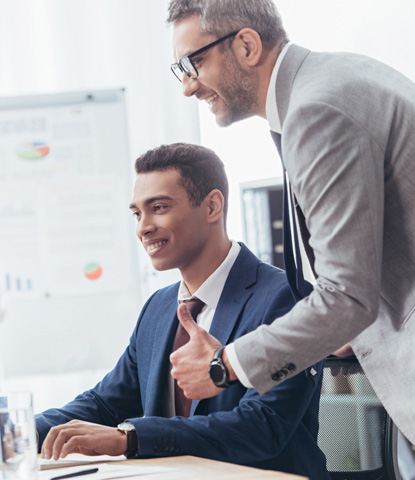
234, 102, 384, 394
129, 367, 322, 464
127, 285, 323, 465
34, 294, 156, 449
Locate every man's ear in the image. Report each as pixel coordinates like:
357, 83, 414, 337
232, 28, 263, 68
205, 189, 225, 224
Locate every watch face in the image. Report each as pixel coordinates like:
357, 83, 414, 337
210, 363, 226, 384
117, 421, 135, 432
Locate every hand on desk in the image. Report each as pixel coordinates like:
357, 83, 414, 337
41, 420, 127, 460
170, 303, 232, 400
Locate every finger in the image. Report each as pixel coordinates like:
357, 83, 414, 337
52, 428, 76, 460
329, 366, 341, 377
51, 425, 88, 460
60, 435, 95, 458
181, 380, 223, 401
332, 343, 354, 357
349, 364, 364, 375
177, 303, 202, 337
42, 425, 64, 459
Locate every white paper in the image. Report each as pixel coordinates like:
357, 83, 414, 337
38, 463, 175, 480
38, 455, 126, 470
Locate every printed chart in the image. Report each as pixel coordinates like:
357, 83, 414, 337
16, 141, 50, 160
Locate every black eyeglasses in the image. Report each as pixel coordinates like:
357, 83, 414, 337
171, 31, 239, 82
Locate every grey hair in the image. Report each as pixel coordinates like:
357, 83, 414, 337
167, 0, 288, 50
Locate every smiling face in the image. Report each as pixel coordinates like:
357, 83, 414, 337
130, 168, 213, 276
173, 15, 259, 127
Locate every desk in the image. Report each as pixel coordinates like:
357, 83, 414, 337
115, 456, 307, 479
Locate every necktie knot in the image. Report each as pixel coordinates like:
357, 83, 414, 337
183, 297, 205, 320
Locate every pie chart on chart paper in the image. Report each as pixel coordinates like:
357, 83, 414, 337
84, 262, 103, 281
17, 141, 50, 160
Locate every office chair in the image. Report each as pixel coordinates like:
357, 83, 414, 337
317, 355, 400, 480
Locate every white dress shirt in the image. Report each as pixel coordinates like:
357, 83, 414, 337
227, 44, 315, 389
164, 240, 241, 416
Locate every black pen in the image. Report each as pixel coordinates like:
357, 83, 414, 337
50, 467, 99, 480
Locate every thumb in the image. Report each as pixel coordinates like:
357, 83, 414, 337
177, 303, 201, 337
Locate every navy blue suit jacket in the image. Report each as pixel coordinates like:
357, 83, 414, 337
36, 244, 329, 479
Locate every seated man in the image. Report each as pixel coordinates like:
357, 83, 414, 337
36, 143, 329, 480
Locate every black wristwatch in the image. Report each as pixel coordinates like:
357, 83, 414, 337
117, 421, 138, 457
209, 346, 237, 388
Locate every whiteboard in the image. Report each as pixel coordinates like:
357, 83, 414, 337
0, 89, 142, 377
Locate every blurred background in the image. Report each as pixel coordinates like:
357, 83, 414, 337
0, 0, 414, 413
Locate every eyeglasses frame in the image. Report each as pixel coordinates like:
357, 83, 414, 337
171, 30, 239, 82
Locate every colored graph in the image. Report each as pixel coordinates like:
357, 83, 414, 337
17, 141, 50, 160
4, 274, 33, 292
84, 262, 103, 280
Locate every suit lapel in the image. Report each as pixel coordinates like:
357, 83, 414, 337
273, 45, 315, 299
144, 288, 179, 416
276, 44, 311, 127
145, 246, 260, 417
209, 244, 258, 343
191, 244, 258, 415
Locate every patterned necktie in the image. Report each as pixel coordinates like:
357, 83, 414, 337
174, 298, 205, 417
270, 130, 313, 300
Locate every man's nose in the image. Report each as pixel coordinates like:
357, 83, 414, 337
137, 216, 156, 237
182, 74, 199, 97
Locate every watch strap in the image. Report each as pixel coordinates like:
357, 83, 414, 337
210, 346, 237, 388
117, 422, 138, 457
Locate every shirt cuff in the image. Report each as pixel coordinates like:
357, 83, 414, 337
225, 343, 254, 389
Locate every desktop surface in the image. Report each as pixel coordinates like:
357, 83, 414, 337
39, 454, 307, 480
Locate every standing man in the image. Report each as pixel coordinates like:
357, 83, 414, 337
36, 143, 329, 480
167, 0, 415, 445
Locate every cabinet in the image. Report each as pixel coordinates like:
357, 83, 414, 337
240, 177, 284, 268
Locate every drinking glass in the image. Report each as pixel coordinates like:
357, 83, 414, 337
0, 392, 38, 479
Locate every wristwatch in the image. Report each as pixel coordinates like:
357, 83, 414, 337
117, 421, 138, 457
209, 346, 237, 388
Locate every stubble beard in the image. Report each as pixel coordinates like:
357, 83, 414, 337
215, 51, 259, 127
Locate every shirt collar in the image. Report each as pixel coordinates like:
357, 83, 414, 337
265, 42, 292, 133
178, 240, 241, 309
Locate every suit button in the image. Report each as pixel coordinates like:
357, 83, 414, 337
174, 445, 180, 453
271, 371, 284, 381
272, 363, 296, 381
286, 363, 296, 372
153, 444, 161, 452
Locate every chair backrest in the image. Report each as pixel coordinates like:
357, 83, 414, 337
318, 356, 400, 480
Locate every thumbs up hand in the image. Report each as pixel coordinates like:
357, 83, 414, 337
170, 303, 224, 400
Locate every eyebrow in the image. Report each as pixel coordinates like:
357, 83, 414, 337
129, 195, 174, 210
179, 35, 217, 58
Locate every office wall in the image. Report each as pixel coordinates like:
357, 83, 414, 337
0, 0, 199, 410
0, 89, 140, 379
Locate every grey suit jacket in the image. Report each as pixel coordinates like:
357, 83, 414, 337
234, 44, 415, 444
